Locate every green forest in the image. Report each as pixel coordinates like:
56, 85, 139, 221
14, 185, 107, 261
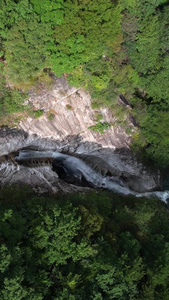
0, 186, 169, 299
0, 0, 169, 166
1, 1, 169, 299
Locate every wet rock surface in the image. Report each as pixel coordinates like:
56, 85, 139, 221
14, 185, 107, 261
0, 128, 160, 194
0, 161, 90, 194
0, 77, 160, 194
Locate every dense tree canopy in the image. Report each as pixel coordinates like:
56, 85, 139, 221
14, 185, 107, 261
0, 62, 26, 117
0, 186, 169, 299
1, 2, 169, 298
0, 0, 169, 164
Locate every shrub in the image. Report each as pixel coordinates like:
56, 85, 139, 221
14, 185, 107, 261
33, 110, 44, 118
47, 113, 55, 121
89, 121, 111, 134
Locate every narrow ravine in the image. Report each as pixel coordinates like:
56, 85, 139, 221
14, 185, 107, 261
14, 150, 169, 205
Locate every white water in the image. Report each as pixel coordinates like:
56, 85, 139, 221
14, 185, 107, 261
15, 150, 169, 204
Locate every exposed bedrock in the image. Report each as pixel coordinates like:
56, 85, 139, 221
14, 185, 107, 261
0, 77, 160, 194
19, 76, 131, 150
0, 127, 160, 194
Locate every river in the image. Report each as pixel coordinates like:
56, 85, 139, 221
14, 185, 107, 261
15, 150, 169, 205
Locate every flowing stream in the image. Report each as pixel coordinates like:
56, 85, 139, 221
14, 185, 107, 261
15, 150, 169, 205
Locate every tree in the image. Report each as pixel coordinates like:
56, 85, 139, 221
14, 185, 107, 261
30, 0, 64, 25
4, 18, 53, 84
0, 186, 169, 299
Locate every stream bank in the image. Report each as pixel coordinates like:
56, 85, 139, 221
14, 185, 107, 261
0, 77, 163, 198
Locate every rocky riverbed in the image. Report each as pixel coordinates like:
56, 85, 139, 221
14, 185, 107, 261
0, 77, 160, 194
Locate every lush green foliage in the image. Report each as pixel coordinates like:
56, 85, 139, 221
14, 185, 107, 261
0, 186, 169, 299
4, 18, 52, 84
0, 0, 169, 164
0, 63, 26, 117
33, 109, 44, 118
89, 121, 111, 134
121, 1, 169, 166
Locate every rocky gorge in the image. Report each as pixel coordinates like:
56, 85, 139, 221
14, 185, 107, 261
0, 76, 164, 201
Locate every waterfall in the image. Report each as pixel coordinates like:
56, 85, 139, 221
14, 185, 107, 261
15, 150, 169, 204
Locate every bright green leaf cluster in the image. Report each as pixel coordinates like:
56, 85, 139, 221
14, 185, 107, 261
0, 186, 169, 299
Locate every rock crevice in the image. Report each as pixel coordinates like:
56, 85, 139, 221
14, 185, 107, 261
0, 77, 160, 194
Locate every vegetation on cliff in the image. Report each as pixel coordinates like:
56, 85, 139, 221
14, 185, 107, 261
0, 3, 169, 298
0, 186, 169, 299
0, 0, 169, 166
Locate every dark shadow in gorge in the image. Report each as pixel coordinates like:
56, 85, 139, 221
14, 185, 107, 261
52, 157, 94, 188
0, 126, 161, 193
